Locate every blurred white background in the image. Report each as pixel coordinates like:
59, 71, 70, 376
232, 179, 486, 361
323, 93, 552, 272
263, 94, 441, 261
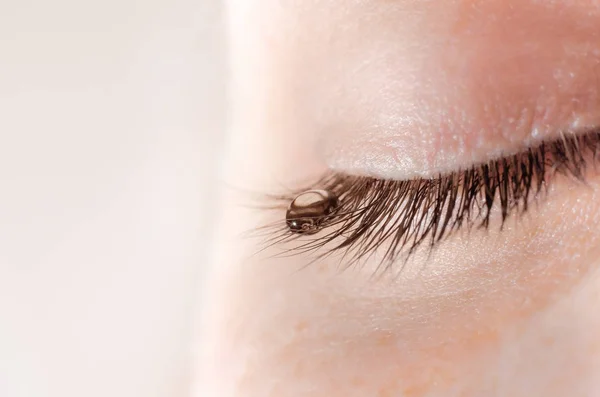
0, 1, 225, 396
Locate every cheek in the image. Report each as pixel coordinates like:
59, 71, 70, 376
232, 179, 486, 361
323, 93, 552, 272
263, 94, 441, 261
201, 247, 600, 397
198, 172, 600, 397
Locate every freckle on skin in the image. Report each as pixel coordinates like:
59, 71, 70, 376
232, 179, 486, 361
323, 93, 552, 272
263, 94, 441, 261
376, 332, 394, 347
401, 382, 430, 397
351, 376, 365, 387
295, 321, 308, 332
542, 334, 555, 347
316, 263, 328, 273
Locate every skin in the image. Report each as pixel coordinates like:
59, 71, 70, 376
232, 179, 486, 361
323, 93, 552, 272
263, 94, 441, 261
196, 1, 600, 396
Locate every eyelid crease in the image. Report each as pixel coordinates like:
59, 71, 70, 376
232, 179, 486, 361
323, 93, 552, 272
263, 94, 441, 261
256, 129, 600, 272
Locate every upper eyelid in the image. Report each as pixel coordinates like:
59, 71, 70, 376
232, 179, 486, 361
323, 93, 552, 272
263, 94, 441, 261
258, 130, 600, 271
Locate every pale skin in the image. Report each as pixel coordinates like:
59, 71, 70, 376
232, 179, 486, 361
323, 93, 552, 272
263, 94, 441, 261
196, 1, 600, 396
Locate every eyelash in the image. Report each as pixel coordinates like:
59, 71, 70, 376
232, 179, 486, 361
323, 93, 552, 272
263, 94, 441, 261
258, 130, 600, 270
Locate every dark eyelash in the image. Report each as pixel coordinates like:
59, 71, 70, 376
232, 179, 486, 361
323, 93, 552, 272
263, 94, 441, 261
256, 130, 600, 270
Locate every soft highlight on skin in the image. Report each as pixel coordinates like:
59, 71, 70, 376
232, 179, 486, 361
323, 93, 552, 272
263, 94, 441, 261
314, 0, 600, 179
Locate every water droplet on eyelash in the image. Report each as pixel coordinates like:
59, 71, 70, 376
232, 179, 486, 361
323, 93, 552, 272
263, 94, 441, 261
286, 190, 339, 234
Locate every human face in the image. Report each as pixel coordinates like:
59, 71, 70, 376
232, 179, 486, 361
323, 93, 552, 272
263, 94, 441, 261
197, 1, 600, 396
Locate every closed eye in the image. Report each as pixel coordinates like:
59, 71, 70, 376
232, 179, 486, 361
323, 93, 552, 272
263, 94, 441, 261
258, 129, 600, 272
